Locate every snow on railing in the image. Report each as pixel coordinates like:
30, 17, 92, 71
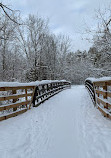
0, 80, 71, 121
85, 77, 111, 119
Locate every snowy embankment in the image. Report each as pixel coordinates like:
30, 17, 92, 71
0, 85, 111, 158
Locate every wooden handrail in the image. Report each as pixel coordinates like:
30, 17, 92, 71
0, 92, 33, 101
0, 81, 71, 121
85, 78, 111, 119
0, 86, 35, 91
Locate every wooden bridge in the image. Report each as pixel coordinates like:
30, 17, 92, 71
0, 78, 111, 158
0, 78, 111, 121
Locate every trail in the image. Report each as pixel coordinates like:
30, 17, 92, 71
0, 85, 111, 158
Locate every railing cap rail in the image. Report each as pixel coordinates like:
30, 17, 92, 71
85, 77, 111, 83
0, 80, 71, 88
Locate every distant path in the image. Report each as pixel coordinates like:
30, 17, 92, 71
0, 85, 111, 158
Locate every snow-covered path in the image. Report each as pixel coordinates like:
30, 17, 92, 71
0, 85, 111, 158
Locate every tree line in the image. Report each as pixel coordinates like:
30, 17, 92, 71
0, 4, 111, 84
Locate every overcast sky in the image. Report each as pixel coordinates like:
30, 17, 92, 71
2, 0, 111, 52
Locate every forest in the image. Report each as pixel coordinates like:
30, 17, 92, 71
0, 3, 111, 84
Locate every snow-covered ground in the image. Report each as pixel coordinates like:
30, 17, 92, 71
0, 85, 111, 158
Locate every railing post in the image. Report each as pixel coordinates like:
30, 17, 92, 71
12, 89, 17, 111
32, 87, 37, 107
42, 85, 45, 99
25, 89, 28, 108
103, 82, 108, 109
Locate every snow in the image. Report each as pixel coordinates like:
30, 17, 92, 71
0, 85, 111, 158
0, 80, 69, 87
86, 77, 111, 83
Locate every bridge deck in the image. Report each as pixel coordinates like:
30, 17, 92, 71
0, 85, 111, 158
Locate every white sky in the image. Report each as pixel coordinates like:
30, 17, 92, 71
2, 0, 111, 52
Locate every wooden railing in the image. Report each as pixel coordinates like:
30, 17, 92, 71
85, 79, 95, 105
85, 78, 111, 119
0, 81, 71, 121
32, 81, 70, 107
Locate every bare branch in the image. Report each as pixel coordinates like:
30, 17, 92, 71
0, 3, 21, 25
